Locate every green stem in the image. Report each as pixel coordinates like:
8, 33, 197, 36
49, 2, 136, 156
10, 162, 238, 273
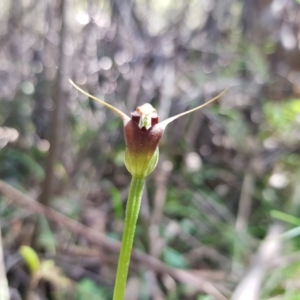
113, 176, 145, 300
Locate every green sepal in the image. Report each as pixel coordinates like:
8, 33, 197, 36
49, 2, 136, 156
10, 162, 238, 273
124, 147, 159, 178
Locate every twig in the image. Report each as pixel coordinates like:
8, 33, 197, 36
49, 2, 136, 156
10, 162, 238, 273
0, 220, 10, 300
0, 179, 228, 299
235, 170, 255, 233
150, 159, 171, 258
39, 0, 68, 206
232, 224, 283, 300
232, 168, 255, 275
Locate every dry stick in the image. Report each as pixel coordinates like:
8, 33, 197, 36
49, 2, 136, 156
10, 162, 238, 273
39, 0, 68, 207
232, 224, 284, 300
232, 168, 255, 275
150, 162, 171, 258
235, 171, 255, 233
0, 179, 227, 300
0, 220, 10, 300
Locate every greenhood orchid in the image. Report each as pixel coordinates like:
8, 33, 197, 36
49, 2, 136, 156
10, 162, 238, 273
69, 79, 227, 178
69, 79, 227, 300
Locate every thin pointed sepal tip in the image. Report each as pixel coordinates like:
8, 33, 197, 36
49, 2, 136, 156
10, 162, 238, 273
69, 79, 130, 121
159, 87, 229, 128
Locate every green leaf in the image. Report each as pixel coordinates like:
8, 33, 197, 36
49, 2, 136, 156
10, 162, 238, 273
19, 246, 40, 274
279, 226, 300, 240
77, 279, 106, 300
270, 210, 300, 226
5, 149, 45, 180
197, 296, 214, 300
37, 215, 56, 253
162, 247, 188, 269
107, 182, 123, 220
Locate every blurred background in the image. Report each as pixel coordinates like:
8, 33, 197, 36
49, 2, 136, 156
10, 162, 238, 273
1, 0, 300, 299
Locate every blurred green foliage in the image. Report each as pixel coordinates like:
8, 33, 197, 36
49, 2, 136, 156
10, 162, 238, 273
1, 0, 300, 299
77, 279, 109, 300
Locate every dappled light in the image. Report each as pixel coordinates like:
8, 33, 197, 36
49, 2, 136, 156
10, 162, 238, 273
1, 0, 300, 299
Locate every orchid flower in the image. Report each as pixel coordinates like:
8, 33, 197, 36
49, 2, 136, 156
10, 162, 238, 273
69, 79, 227, 300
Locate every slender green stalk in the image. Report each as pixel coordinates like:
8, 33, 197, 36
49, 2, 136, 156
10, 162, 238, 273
113, 176, 145, 300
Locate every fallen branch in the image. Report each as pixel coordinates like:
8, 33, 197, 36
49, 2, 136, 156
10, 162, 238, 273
0, 179, 228, 300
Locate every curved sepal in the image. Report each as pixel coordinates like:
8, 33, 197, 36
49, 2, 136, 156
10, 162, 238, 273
69, 79, 130, 121
159, 88, 229, 128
